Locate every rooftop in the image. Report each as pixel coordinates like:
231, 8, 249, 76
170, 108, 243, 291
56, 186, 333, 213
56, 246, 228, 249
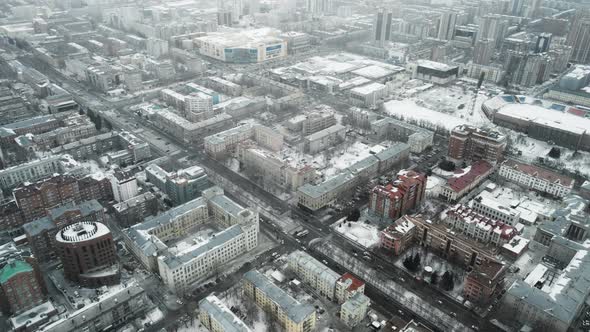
446, 160, 494, 193
0, 260, 33, 284
501, 159, 574, 187
199, 295, 252, 332
244, 270, 315, 324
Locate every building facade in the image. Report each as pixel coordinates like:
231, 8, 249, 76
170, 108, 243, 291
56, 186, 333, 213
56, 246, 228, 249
498, 159, 574, 197
288, 250, 340, 301
0, 260, 45, 314
198, 295, 252, 332
369, 170, 426, 221
448, 125, 506, 164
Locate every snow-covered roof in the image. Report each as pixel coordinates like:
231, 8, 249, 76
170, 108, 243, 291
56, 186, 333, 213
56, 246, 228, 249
199, 295, 252, 332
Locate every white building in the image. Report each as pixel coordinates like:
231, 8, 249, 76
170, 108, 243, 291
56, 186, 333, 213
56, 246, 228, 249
110, 171, 138, 202
340, 292, 370, 327
198, 295, 252, 332
443, 204, 517, 247
349, 83, 388, 108
123, 187, 258, 294
287, 250, 340, 300
498, 159, 574, 198
185, 92, 214, 121
204, 122, 283, 157
471, 191, 520, 226
147, 38, 169, 58
304, 124, 346, 154
194, 29, 287, 63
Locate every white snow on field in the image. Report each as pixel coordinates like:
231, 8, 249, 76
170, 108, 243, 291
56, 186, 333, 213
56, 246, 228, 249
509, 132, 590, 178
385, 99, 467, 130
333, 220, 380, 248
142, 307, 164, 325
384, 84, 494, 131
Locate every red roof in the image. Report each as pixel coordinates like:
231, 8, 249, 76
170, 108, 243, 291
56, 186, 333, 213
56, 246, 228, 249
567, 108, 586, 117
339, 272, 365, 291
447, 160, 493, 192
502, 159, 574, 187
447, 204, 516, 240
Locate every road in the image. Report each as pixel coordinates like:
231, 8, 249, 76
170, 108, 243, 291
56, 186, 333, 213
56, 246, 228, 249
22, 50, 497, 331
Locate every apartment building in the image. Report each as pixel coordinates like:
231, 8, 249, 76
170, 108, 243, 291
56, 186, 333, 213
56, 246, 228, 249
204, 122, 283, 158
369, 170, 426, 221
349, 83, 388, 107
288, 250, 340, 301
243, 270, 316, 332
440, 160, 494, 202
448, 125, 507, 164
0, 260, 45, 315
298, 142, 410, 211
443, 204, 516, 247
340, 292, 370, 328
335, 273, 365, 304
463, 260, 507, 305
109, 170, 138, 203
304, 124, 346, 154
498, 159, 574, 197
0, 156, 62, 190
369, 117, 433, 153
379, 217, 416, 255
112, 192, 158, 228
124, 187, 259, 294
398, 215, 500, 268
471, 192, 520, 226
146, 164, 210, 205
198, 295, 252, 332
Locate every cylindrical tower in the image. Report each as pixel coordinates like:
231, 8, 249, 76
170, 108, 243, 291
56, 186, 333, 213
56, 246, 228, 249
55, 221, 119, 287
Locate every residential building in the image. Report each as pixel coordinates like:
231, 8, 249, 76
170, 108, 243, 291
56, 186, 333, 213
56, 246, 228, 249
110, 170, 138, 203
298, 142, 410, 211
470, 192, 520, 226
463, 260, 507, 305
566, 11, 590, 64
22, 200, 104, 263
379, 217, 416, 256
397, 215, 501, 269
207, 77, 242, 96
438, 11, 457, 41
124, 187, 259, 294
298, 106, 337, 135
335, 273, 365, 304
498, 159, 574, 198
112, 192, 159, 228
448, 125, 506, 164
14, 174, 81, 222
505, 195, 589, 332
146, 164, 210, 205
55, 221, 119, 287
204, 122, 283, 158
307, 0, 332, 15
373, 8, 393, 47
369, 170, 426, 221
0, 156, 63, 190
443, 204, 517, 246
340, 292, 370, 328
279, 31, 311, 54
440, 160, 494, 202
304, 124, 346, 154
198, 295, 252, 332
243, 270, 316, 332
0, 260, 45, 314
369, 117, 434, 153
37, 282, 148, 332
288, 250, 340, 300
147, 38, 169, 58
473, 39, 494, 65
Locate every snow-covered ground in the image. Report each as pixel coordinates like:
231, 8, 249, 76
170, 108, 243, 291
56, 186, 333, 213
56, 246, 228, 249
333, 219, 380, 248
426, 175, 444, 197
314, 141, 385, 177
139, 307, 164, 326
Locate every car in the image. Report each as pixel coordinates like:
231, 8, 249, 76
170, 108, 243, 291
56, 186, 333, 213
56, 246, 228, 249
437, 300, 443, 305
322, 260, 329, 265
471, 325, 479, 331
450, 312, 457, 317
398, 310, 404, 315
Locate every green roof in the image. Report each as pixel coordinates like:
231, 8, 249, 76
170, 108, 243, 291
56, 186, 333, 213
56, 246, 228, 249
0, 260, 33, 284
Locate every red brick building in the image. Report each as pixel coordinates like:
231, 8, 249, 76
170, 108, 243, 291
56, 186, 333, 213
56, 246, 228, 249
55, 221, 119, 287
0, 260, 45, 314
463, 260, 507, 305
0, 201, 25, 236
448, 125, 506, 164
379, 217, 416, 255
14, 175, 80, 222
369, 170, 426, 220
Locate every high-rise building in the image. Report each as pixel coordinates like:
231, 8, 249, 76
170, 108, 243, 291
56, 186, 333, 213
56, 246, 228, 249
509, 0, 524, 16
477, 15, 503, 48
567, 11, 590, 63
448, 125, 507, 164
535, 33, 552, 53
307, 0, 332, 15
110, 170, 138, 203
369, 170, 426, 220
373, 8, 393, 46
0, 260, 45, 314
473, 39, 494, 65
55, 221, 119, 287
438, 11, 457, 41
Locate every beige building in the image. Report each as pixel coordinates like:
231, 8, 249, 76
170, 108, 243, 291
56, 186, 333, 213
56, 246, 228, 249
335, 273, 366, 304
340, 292, 370, 327
198, 295, 252, 332
243, 270, 316, 332
204, 122, 283, 158
287, 250, 340, 300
